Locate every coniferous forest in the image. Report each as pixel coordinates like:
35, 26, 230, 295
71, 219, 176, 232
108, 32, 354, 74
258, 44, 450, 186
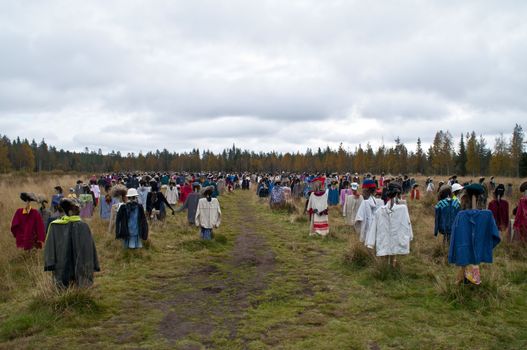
1, 124, 525, 176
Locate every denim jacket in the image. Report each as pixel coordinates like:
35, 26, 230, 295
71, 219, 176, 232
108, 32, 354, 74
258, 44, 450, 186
448, 209, 500, 266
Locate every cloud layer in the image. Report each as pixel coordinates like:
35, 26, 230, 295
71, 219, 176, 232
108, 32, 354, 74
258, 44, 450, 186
0, 0, 525, 154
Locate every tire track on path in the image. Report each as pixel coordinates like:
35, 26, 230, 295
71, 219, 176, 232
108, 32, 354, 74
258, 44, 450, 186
158, 193, 276, 347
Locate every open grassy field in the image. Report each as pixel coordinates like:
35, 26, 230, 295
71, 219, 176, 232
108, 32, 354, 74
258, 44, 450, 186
1, 174, 526, 349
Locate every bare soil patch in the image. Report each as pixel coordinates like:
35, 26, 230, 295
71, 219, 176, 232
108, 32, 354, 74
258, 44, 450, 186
158, 200, 276, 344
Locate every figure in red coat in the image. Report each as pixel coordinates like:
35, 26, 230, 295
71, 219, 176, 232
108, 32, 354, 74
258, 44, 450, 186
488, 184, 509, 232
179, 180, 193, 204
11, 192, 46, 250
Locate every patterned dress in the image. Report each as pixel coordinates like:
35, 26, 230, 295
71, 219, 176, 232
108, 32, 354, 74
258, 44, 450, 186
307, 191, 329, 236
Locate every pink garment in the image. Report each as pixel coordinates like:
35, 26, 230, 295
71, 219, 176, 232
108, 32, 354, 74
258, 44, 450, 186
340, 189, 353, 208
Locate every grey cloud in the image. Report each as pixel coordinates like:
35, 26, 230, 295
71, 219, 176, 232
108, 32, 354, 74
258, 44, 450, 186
356, 91, 452, 121
0, 0, 526, 154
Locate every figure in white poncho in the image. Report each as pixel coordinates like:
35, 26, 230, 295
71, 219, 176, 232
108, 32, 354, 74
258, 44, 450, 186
354, 179, 381, 242
365, 182, 413, 267
165, 181, 179, 205
195, 186, 221, 240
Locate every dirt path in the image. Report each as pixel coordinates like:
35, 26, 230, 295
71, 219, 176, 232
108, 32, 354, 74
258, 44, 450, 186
158, 196, 276, 347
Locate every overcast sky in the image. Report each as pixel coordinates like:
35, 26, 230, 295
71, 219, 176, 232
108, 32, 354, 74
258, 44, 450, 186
0, 0, 526, 154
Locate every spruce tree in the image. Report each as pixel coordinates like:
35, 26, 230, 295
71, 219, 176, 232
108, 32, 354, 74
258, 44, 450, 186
456, 133, 467, 176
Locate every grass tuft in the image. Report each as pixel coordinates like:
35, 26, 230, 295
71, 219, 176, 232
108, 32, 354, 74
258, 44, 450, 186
270, 202, 298, 214
1, 287, 102, 341
30, 287, 102, 315
372, 259, 403, 281
343, 240, 374, 269
435, 268, 511, 309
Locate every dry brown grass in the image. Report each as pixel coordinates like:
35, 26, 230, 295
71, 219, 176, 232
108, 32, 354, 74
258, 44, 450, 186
0, 173, 104, 303
1, 174, 75, 301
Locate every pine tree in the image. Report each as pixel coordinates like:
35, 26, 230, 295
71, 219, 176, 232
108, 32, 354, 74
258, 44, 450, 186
376, 145, 386, 174
0, 136, 12, 173
510, 124, 524, 177
30, 139, 38, 171
427, 145, 434, 174
478, 134, 491, 175
520, 152, 527, 177
430, 131, 443, 174
354, 144, 365, 173
365, 143, 375, 173
455, 133, 467, 176
393, 137, 408, 174
336, 143, 347, 173
466, 132, 480, 176
37, 139, 49, 172
441, 131, 454, 175
415, 137, 426, 174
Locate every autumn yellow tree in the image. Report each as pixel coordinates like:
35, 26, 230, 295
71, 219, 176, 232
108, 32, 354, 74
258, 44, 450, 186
335, 143, 347, 173
490, 133, 511, 175
430, 131, 454, 175
0, 139, 12, 173
353, 145, 365, 173
17, 142, 35, 171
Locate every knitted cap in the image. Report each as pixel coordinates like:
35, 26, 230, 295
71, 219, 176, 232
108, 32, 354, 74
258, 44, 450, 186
311, 176, 325, 184
362, 179, 376, 189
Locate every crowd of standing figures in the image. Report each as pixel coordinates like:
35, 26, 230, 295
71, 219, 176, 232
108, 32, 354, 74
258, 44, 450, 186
9, 171, 527, 289
258, 172, 525, 285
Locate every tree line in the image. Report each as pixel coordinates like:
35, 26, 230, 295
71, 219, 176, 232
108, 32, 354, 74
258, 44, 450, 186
0, 124, 525, 176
